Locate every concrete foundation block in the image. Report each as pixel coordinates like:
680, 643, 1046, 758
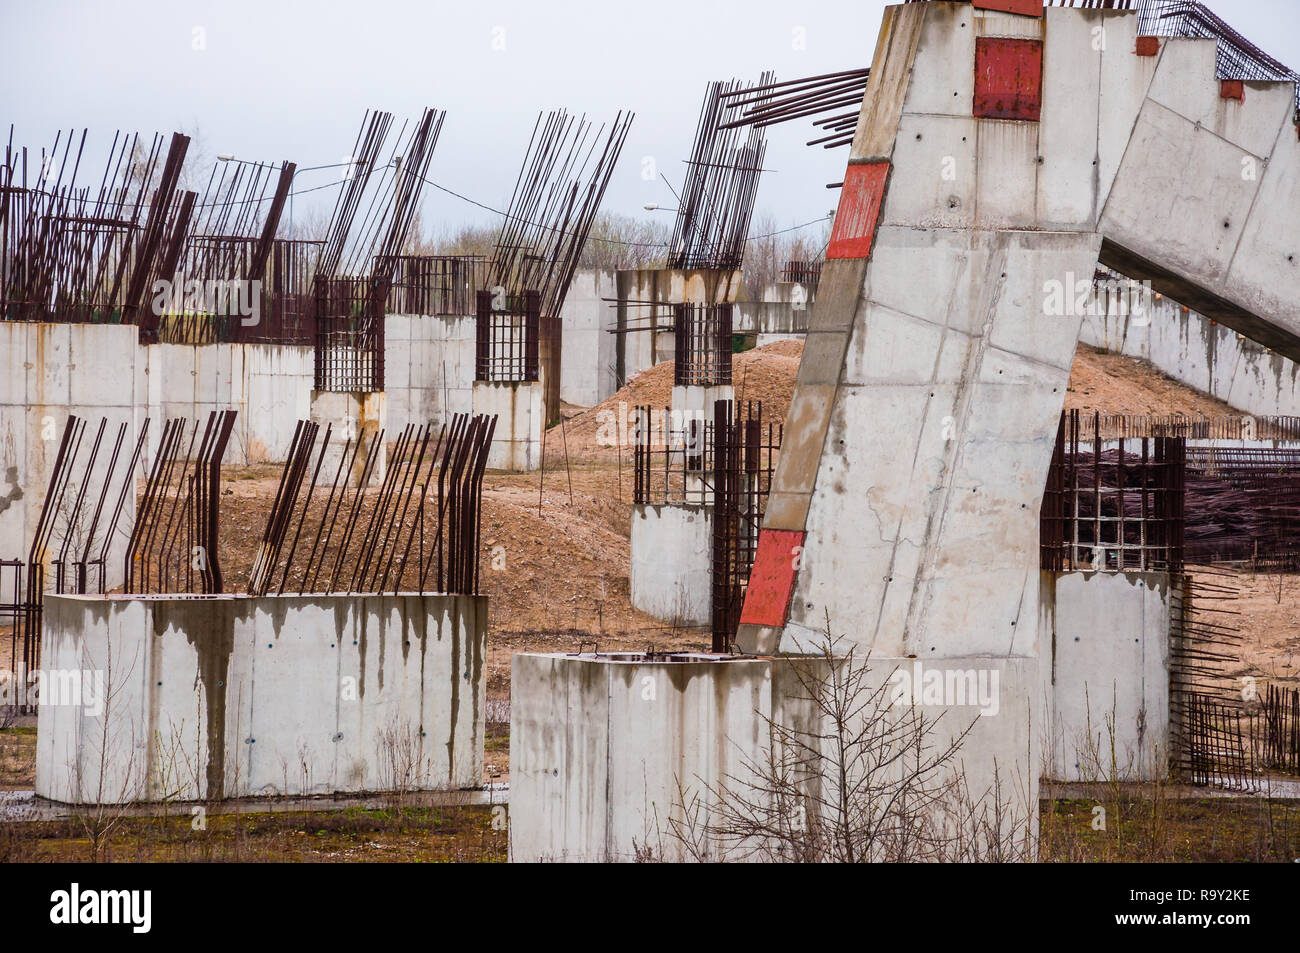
473, 380, 542, 472
510, 651, 1038, 862
629, 504, 712, 626
35, 593, 487, 804
1039, 571, 1172, 782
310, 390, 387, 486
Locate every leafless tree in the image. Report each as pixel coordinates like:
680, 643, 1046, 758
664, 635, 1034, 862
70, 634, 144, 862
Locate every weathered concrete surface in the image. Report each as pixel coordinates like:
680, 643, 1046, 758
560, 269, 620, 407
0, 322, 140, 587
669, 384, 735, 422
309, 390, 387, 485
1039, 571, 1172, 782
732, 3, 1298, 836
1080, 294, 1300, 419
35, 593, 487, 804
140, 342, 312, 465
771, 227, 1100, 660
735, 279, 815, 343
473, 380, 542, 471
613, 268, 744, 383
510, 651, 1036, 862
738, 2, 1299, 674
384, 313, 476, 427
629, 504, 712, 626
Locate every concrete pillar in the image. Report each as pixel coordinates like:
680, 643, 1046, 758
472, 380, 542, 471
738, 0, 1300, 692
629, 503, 712, 626
613, 268, 744, 382
309, 390, 387, 486
730, 0, 1300, 829
1039, 571, 1173, 783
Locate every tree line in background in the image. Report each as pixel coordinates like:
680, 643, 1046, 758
291, 205, 830, 298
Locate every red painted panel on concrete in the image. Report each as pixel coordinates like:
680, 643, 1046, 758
827, 161, 890, 260
738, 529, 805, 628
1220, 80, 1244, 102
972, 0, 1042, 17
974, 37, 1044, 121
1135, 36, 1160, 57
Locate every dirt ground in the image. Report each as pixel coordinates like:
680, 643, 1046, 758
0, 804, 506, 863
202, 339, 1298, 708
1220, 570, 1300, 686
1065, 343, 1240, 417
1, 339, 1298, 860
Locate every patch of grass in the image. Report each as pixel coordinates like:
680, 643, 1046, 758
1040, 796, 1300, 862
0, 726, 37, 789
0, 805, 506, 863
485, 723, 509, 753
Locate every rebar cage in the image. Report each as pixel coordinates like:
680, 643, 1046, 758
710, 400, 780, 651
313, 275, 388, 392
780, 259, 822, 290
631, 399, 782, 651
378, 254, 489, 317
475, 289, 541, 383
1040, 410, 1186, 573
673, 303, 733, 387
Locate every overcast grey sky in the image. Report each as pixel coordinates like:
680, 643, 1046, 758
4, 0, 1297, 243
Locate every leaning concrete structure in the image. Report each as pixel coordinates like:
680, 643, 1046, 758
734, 0, 1298, 772
511, 0, 1300, 861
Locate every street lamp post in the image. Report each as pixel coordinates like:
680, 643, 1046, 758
216, 155, 369, 242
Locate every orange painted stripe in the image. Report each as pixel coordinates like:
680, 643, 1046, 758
974, 37, 1044, 121
738, 529, 806, 628
973, 0, 1042, 16
827, 161, 890, 260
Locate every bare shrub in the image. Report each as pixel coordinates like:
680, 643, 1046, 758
666, 635, 1034, 862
